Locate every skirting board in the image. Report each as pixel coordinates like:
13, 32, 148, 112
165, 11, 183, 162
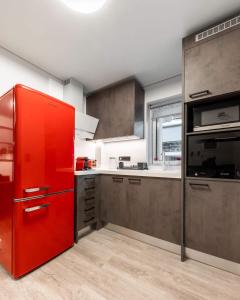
105, 223, 181, 255
105, 223, 240, 276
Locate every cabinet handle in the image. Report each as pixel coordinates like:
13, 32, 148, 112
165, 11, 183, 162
112, 177, 123, 183
189, 183, 210, 190
24, 186, 49, 193
189, 90, 211, 99
128, 178, 141, 185
84, 177, 95, 181
24, 203, 50, 213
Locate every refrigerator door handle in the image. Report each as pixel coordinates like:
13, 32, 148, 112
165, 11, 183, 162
24, 203, 50, 213
24, 186, 49, 193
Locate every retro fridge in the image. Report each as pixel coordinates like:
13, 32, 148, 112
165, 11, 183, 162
0, 85, 75, 278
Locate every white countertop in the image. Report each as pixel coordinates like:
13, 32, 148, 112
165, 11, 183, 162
74, 168, 181, 179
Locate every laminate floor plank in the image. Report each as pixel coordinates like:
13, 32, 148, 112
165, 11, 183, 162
0, 228, 240, 300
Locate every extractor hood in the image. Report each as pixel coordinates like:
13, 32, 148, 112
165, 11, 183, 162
75, 110, 99, 140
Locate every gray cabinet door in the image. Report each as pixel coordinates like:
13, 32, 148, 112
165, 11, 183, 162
126, 177, 181, 244
100, 175, 128, 226
185, 179, 240, 263
184, 29, 240, 102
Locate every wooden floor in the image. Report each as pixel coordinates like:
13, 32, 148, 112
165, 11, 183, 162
1, 229, 240, 300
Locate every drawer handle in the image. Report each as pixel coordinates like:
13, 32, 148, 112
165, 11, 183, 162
85, 207, 95, 212
85, 187, 95, 191
189, 90, 211, 99
24, 186, 49, 193
84, 217, 95, 223
85, 197, 95, 202
189, 183, 210, 190
24, 203, 50, 213
128, 178, 141, 185
112, 177, 123, 183
84, 177, 95, 181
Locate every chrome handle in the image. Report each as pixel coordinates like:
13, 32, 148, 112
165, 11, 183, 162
189, 90, 211, 99
24, 203, 50, 213
24, 186, 49, 193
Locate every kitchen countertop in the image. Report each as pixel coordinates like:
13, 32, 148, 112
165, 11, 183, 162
74, 168, 181, 179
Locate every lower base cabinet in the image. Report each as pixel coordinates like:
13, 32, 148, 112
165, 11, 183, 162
185, 179, 240, 263
100, 175, 181, 245
74, 175, 99, 242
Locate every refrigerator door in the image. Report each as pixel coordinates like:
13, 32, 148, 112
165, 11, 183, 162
14, 85, 74, 199
12, 191, 74, 278
0, 89, 14, 274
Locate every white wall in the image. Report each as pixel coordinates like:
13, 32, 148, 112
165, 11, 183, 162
0, 47, 63, 99
98, 75, 182, 168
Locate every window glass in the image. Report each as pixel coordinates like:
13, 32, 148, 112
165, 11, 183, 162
149, 100, 182, 167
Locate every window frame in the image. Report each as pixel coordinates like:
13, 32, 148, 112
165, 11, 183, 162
147, 94, 182, 166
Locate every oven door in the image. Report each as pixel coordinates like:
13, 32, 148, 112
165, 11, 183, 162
187, 131, 240, 179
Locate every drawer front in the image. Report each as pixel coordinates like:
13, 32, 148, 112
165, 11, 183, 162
83, 176, 97, 188
84, 207, 96, 222
84, 197, 96, 210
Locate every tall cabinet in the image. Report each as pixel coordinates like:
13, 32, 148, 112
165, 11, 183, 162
182, 15, 240, 266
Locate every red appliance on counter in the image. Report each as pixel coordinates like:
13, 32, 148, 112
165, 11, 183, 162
76, 157, 92, 170
0, 85, 75, 278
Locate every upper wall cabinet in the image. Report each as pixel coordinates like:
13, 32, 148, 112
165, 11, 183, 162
183, 16, 240, 102
86, 79, 145, 140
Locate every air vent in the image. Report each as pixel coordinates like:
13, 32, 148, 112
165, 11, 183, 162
195, 15, 240, 42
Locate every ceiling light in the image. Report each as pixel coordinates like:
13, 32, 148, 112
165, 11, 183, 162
61, 0, 107, 14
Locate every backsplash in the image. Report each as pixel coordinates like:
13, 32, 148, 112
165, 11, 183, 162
100, 139, 147, 168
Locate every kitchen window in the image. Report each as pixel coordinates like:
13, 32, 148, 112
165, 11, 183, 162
148, 98, 182, 167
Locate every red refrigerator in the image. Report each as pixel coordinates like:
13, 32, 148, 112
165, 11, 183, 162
0, 85, 75, 278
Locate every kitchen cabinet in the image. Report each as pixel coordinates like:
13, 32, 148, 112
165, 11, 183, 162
100, 175, 128, 226
100, 175, 181, 244
74, 175, 99, 242
87, 79, 144, 140
185, 179, 240, 263
183, 26, 240, 102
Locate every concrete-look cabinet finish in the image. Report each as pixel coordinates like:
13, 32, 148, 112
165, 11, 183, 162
74, 175, 99, 242
100, 175, 181, 245
86, 79, 145, 140
183, 23, 240, 102
185, 179, 240, 263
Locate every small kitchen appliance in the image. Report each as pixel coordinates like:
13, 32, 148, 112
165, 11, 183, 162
76, 157, 92, 171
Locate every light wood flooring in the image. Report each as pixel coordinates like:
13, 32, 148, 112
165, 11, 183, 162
1, 228, 240, 300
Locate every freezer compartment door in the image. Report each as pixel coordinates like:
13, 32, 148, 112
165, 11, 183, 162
12, 191, 74, 278
14, 85, 74, 199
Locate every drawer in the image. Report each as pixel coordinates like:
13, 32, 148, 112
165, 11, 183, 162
84, 207, 96, 221
83, 176, 96, 188
82, 186, 96, 198
84, 197, 96, 210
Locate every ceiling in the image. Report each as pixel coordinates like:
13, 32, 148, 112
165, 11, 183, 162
0, 0, 239, 92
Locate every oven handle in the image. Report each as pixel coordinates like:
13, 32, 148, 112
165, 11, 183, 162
189, 183, 210, 190
24, 203, 50, 213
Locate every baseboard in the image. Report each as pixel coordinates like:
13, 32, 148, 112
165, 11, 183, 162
105, 223, 181, 255
105, 223, 240, 276
185, 248, 240, 276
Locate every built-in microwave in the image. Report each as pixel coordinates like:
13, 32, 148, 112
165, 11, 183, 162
187, 130, 240, 179
193, 99, 240, 132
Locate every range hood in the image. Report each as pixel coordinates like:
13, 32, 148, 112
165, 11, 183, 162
63, 78, 99, 140
75, 110, 99, 140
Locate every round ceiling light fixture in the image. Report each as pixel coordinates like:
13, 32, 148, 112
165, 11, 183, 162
61, 0, 107, 14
